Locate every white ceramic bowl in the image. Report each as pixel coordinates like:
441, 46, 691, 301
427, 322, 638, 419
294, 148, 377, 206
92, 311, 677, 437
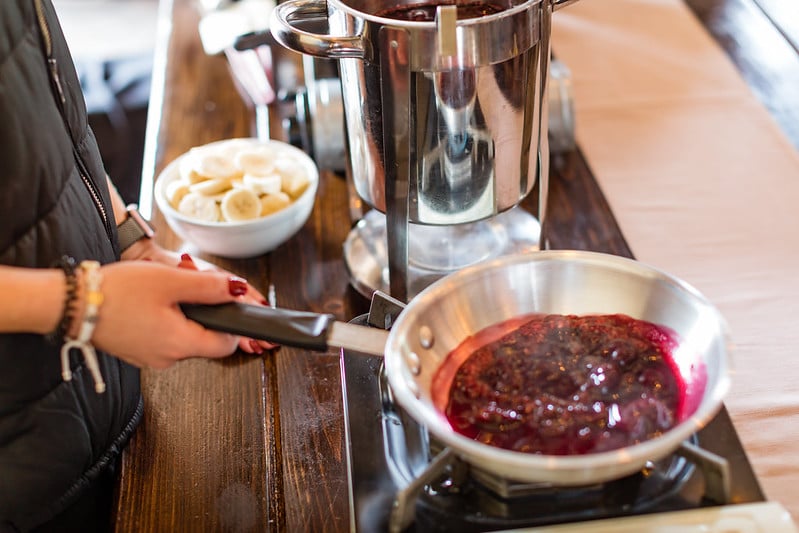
154, 138, 319, 258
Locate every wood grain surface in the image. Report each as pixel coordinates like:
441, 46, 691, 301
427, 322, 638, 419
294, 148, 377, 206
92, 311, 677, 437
113, 0, 798, 530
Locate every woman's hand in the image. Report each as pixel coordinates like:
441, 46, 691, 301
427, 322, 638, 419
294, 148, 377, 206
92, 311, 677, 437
91, 261, 246, 368
121, 238, 277, 354
176, 253, 279, 353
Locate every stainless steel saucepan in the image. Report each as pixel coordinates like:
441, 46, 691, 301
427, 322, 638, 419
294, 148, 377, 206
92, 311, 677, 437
182, 250, 731, 485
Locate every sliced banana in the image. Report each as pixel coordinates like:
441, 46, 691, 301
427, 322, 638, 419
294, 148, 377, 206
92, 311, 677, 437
178, 192, 221, 222
179, 153, 205, 184
220, 188, 262, 222
195, 152, 241, 180
204, 190, 230, 202
234, 148, 276, 176
166, 139, 314, 224
189, 177, 232, 196
280, 170, 311, 198
230, 180, 259, 196
273, 156, 301, 172
166, 179, 191, 209
217, 139, 253, 159
243, 173, 282, 195
260, 192, 292, 216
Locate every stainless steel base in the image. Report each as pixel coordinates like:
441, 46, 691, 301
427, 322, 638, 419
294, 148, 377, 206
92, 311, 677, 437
343, 207, 541, 300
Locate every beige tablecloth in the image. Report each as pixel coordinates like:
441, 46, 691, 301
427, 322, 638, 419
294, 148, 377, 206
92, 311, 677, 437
552, 0, 799, 517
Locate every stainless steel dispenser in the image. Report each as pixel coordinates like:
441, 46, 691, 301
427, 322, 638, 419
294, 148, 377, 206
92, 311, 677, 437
271, 0, 579, 301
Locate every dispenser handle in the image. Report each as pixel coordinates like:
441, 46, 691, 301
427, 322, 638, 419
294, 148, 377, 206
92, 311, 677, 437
552, 0, 581, 10
270, 0, 365, 59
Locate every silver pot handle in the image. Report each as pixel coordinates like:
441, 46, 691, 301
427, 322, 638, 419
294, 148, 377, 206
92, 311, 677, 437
270, 0, 365, 59
552, 0, 580, 10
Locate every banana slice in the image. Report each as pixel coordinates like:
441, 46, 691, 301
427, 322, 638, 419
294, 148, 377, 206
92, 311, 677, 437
279, 170, 311, 198
273, 157, 303, 174
195, 152, 241, 180
205, 191, 230, 203
230, 180, 259, 197
220, 188, 262, 222
217, 139, 253, 159
166, 179, 191, 209
179, 152, 205, 184
178, 192, 221, 222
260, 192, 292, 216
234, 148, 276, 176
243, 173, 282, 195
189, 177, 232, 196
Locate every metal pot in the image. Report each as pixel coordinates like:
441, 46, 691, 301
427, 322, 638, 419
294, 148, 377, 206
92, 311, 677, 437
183, 250, 731, 485
270, 0, 583, 300
271, 0, 578, 223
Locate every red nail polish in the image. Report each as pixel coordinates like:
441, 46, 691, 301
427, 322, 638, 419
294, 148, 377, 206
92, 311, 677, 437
250, 339, 264, 354
228, 277, 248, 296
178, 253, 197, 270
260, 299, 268, 306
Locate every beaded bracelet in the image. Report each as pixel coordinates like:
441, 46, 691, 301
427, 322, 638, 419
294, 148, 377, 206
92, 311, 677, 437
47, 256, 79, 345
60, 260, 107, 393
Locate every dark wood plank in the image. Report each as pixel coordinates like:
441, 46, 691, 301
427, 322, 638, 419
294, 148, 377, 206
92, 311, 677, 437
115, 1, 275, 530
538, 151, 633, 257
269, 170, 365, 532
115, 2, 370, 530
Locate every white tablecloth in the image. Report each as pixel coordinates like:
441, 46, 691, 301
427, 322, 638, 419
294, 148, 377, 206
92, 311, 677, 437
552, 0, 799, 517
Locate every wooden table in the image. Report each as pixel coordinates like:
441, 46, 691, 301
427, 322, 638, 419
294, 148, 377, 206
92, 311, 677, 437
113, 0, 799, 530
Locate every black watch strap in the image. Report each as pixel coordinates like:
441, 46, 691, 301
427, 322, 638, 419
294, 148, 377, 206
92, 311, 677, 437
117, 205, 155, 252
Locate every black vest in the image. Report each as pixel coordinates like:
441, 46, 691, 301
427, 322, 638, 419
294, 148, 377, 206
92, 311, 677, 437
0, 2, 142, 528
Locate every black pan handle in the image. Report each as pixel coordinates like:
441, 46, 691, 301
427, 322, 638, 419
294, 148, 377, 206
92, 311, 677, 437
181, 302, 335, 351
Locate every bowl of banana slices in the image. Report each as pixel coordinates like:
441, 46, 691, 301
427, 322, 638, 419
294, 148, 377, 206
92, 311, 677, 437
154, 138, 319, 258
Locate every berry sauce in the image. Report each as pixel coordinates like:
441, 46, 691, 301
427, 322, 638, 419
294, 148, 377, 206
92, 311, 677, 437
375, 2, 505, 21
438, 314, 687, 455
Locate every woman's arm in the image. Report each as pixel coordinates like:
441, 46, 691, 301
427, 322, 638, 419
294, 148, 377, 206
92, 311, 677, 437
0, 261, 249, 368
0, 265, 65, 335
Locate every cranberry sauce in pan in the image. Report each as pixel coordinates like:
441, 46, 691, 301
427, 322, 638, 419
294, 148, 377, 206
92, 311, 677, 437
441, 314, 687, 455
376, 2, 505, 21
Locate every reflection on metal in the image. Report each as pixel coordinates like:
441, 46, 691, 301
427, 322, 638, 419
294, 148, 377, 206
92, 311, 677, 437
676, 441, 732, 504
343, 207, 540, 300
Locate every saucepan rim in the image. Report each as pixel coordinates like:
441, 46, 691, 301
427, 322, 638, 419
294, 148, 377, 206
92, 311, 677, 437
382, 250, 732, 485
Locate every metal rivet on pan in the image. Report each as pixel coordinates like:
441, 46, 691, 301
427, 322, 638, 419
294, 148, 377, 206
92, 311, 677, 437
404, 351, 421, 376
418, 326, 434, 349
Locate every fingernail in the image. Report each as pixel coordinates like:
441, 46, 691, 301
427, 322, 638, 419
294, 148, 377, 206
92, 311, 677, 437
178, 253, 196, 270
228, 276, 248, 296
260, 298, 268, 306
250, 339, 264, 354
